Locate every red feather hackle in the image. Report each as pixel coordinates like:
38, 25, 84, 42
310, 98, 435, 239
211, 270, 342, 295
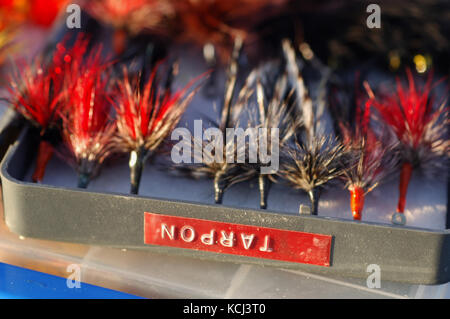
111, 64, 208, 153
8, 57, 63, 131
7, 34, 107, 132
367, 69, 449, 171
331, 77, 397, 194
62, 60, 116, 168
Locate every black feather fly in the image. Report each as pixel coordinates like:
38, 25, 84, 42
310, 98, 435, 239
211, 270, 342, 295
277, 39, 348, 215
231, 59, 302, 208
175, 37, 256, 204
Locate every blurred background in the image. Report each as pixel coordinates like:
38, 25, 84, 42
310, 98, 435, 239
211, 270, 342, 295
0, 0, 449, 77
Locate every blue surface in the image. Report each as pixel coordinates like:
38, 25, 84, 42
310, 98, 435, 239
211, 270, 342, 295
0, 262, 143, 299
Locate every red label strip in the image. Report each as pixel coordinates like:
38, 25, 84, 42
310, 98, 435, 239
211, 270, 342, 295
144, 212, 332, 267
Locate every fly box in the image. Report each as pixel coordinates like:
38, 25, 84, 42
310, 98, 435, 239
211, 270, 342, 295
1, 127, 449, 285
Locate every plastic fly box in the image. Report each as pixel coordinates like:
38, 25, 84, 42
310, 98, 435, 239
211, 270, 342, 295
1, 127, 449, 285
